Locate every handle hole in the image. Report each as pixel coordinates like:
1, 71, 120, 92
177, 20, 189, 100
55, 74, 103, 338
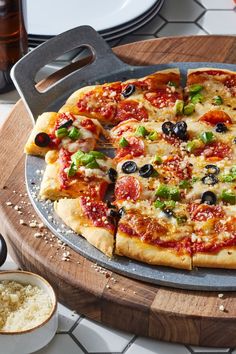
34, 46, 94, 93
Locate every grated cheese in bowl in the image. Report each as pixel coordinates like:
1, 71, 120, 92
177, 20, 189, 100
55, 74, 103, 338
0, 280, 52, 332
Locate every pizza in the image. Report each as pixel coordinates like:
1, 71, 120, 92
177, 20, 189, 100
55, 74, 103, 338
25, 67, 236, 270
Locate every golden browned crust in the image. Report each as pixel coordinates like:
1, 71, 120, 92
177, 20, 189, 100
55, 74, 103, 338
115, 231, 192, 270
54, 198, 114, 257
193, 248, 236, 269
24, 112, 58, 156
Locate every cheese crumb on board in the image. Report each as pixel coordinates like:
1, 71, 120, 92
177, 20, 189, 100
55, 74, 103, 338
0, 280, 52, 332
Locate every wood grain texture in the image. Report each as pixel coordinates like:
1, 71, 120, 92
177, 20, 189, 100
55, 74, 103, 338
1, 36, 236, 347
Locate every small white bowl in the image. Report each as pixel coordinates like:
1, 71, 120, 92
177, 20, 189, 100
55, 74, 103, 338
0, 270, 58, 354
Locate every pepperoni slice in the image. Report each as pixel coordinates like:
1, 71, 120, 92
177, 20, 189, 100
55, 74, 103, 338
116, 136, 145, 160
188, 203, 225, 222
201, 141, 231, 160
77, 82, 122, 121
115, 176, 141, 201
199, 110, 232, 125
111, 119, 137, 138
80, 197, 114, 230
161, 155, 192, 182
144, 89, 180, 109
80, 118, 98, 133
119, 211, 167, 239
115, 100, 148, 122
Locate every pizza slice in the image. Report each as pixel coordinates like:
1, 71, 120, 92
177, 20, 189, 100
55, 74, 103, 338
59, 69, 183, 124
39, 148, 115, 200
24, 112, 104, 156
189, 203, 236, 268
114, 200, 192, 270
54, 197, 115, 257
183, 67, 236, 121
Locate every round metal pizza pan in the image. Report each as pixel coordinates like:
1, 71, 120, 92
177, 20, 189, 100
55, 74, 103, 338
25, 61, 236, 291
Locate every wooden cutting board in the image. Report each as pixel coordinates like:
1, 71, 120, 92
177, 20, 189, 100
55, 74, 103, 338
1, 35, 236, 347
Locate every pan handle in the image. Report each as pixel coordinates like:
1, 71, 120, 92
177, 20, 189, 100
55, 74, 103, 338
11, 25, 130, 121
0, 234, 7, 267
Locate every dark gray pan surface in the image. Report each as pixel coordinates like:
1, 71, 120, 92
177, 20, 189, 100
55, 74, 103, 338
25, 61, 236, 291
11, 26, 236, 291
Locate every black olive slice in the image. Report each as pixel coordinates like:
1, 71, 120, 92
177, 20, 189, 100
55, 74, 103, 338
163, 209, 174, 218
122, 84, 135, 98
109, 209, 119, 218
215, 122, 228, 133
108, 168, 117, 182
162, 121, 175, 136
201, 174, 219, 186
173, 121, 188, 141
122, 161, 138, 174
58, 119, 73, 129
139, 164, 154, 178
118, 207, 125, 218
204, 164, 220, 175
34, 132, 51, 147
106, 201, 116, 209
201, 191, 217, 205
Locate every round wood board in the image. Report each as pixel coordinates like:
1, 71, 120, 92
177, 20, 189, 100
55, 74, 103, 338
1, 35, 236, 347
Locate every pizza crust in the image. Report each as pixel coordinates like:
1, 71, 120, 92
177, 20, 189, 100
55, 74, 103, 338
193, 248, 236, 269
24, 112, 58, 156
115, 230, 192, 270
54, 198, 114, 257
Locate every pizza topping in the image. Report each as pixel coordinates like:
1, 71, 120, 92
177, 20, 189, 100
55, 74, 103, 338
174, 99, 184, 115
55, 127, 69, 139
155, 184, 181, 201
200, 191, 217, 205
162, 121, 188, 141
220, 189, 236, 205
161, 155, 192, 182
144, 88, 180, 109
188, 203, 225, 221
119, 137, 129, 147
68, 127, 80, 140
57, 118, 73, 129
191, 93, 204, 104
139, 164, 155, 178
215, 122, 228, 133
122, 161, 138, 174
204, 164, 220, 175
80, 197, 114, 231
135, 125, 148, 137
115, 176, 141, 201
200, 131, 214, 144
172, 121, 188, 141
200, 141, 231, 160
107, 168, 117, 182
34, 132, 51, 147
183, 103, 195, 116
201, 174, 219, 186
121, 84, 135, 98
213, 95, 223, 105
119, 212, 168, 240
147, 131, 158, 141
115, 100, 148, 122
199, 110, 232, 125
189, 84, 203, 94
116, 136, 145, 160
162, 121, 175, 136
220, 166, 236, 182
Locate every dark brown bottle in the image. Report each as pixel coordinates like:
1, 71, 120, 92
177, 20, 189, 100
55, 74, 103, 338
0, 0, 27, 93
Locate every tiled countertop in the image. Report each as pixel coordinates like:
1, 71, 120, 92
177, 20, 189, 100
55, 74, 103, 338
1, 1, 236, 353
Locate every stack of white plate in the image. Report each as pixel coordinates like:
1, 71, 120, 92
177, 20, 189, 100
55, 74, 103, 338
27, 0, 164, 47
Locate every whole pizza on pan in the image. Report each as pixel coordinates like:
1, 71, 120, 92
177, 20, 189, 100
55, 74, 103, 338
25, 67, 236, 271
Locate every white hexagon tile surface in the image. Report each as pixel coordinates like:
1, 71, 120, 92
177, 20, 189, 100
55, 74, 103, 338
1, 1, 236, 353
